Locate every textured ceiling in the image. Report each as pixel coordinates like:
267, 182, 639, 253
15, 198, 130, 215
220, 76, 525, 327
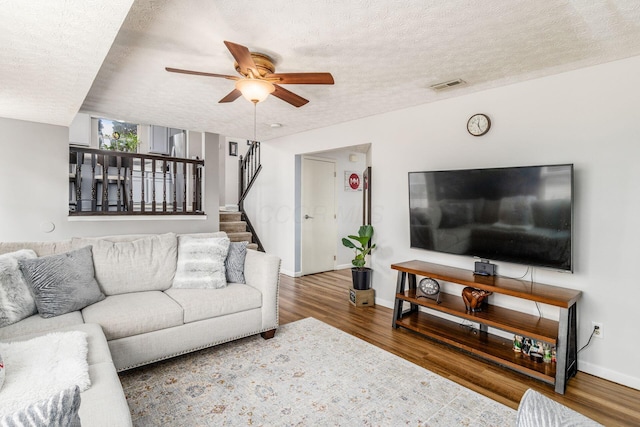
0, 0, 134, 126
3, 1, 640, 141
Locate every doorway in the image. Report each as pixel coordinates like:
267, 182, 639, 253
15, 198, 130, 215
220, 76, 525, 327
301, 157, 337, 275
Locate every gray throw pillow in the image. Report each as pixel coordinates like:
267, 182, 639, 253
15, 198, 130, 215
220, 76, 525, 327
19, 246, 105, 318
0, 250, 38, 327
173, 236, 230, 289
225, 241, 248, 284
0, 385, 81, 427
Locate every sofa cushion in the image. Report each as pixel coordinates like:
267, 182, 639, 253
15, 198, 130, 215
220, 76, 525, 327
0, 312, 84, 341
0, 249, 38, 327
179, 232, 227, 239
0, 386, 81, 427
226, 241, 248, 284
82, 291, 183, 340
80, 362, 132, 426
19, 246, 105, 318
164, 284, 262, 324
172, 236, 230, 289
72, 233, 178, 295
0, 240, 73, 257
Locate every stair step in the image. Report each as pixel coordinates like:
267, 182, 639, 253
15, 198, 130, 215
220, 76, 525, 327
247, 243, 259, 251
220, 221, 247, 233
220, 211, 242, 222
227, 232, 253, 243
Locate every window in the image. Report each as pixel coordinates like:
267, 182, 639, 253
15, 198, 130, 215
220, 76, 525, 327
98, 119, 139, 152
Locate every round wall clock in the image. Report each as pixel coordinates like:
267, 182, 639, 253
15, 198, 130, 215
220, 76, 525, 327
467, 113, 491, 136
418, 277, 441, 304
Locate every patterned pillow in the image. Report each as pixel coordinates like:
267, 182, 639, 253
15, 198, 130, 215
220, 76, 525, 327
0, 386, 81, 427
172, 236, 230, 289
225, 241, 248, 284
19, 246, 105, 318
0, 250, 38, 327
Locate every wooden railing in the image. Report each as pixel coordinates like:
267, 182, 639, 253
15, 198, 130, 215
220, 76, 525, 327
69, 147, 204, 216
238, 141, 264, 251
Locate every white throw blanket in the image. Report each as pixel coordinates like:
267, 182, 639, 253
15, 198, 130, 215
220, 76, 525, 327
0, 331, 90, 417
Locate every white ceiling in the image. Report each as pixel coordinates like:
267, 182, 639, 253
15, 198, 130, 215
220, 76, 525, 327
3, 1, 640, 141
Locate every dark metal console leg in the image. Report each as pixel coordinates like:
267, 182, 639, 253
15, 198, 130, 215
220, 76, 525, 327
555, 303, 578, 394
408, 273, 418, 313
392, 271, 407, 328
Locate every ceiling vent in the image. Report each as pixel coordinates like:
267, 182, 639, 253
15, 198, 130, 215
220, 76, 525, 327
430, 79, 467, 91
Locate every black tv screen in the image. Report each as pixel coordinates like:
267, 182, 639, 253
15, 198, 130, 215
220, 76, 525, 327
409, 164, 573, 271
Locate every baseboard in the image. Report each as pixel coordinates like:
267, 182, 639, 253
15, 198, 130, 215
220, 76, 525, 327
579, 361, 640, 391
336, 264, 352, 270
280, 268, 301, 277
374, 296, 394, 309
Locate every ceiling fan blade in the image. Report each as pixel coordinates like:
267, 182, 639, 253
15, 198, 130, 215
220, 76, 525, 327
219, 89, 242, 103
268, 73, 334, 85
272, 85, 309, 107
223, 41, 259, 76
165, 67, 237, 80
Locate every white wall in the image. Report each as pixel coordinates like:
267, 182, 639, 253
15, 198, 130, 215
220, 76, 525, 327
0, 117, 221, 241
246, 55, 640, 389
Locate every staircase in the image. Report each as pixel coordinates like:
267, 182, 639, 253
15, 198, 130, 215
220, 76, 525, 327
219, 210, 258, 250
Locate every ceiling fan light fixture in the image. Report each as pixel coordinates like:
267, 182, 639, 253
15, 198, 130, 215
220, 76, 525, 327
235, 78, 275, 103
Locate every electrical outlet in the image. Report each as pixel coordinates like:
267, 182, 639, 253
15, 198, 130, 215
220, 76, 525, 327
592, 321, 603, 339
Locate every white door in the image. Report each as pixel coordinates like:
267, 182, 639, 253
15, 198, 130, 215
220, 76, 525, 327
301, 157, 336, 275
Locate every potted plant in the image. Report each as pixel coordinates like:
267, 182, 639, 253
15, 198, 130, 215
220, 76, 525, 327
342, 225, 376, 290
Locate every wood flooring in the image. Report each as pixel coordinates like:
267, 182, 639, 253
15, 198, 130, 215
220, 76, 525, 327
278, 269, 640, 427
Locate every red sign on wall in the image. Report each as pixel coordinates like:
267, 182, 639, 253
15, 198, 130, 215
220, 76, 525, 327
345, 171, 362, 191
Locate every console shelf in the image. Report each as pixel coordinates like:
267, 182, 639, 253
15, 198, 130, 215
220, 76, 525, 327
391, 260, 581, 394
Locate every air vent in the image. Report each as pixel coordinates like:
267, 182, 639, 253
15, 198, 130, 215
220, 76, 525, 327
430, 79, 467, 91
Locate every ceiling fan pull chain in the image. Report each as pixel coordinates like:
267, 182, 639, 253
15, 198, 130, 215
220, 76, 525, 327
253, 101, 257, 142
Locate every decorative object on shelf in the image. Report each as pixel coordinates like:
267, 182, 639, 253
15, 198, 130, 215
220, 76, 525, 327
417, 277, 441, 304
513, 335, 523, 352
514, 334, 555, 364
342, 225, 376, 290
229, 141, 238, 156
466, 113, 491, 136
461, 286, 492, 312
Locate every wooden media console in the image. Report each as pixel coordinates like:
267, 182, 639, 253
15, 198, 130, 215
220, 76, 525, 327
391, 260, 581, 394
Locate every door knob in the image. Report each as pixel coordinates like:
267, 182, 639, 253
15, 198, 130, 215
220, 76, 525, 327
304, 214, 313, 219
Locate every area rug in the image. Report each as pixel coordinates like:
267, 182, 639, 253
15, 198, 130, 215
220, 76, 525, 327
0, 331, 90, 417
120, 318, 516, 426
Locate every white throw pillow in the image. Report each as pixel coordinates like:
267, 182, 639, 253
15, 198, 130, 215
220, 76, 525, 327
0, 249, 38, 327
172, 236, 230, 289
0, 331, 89, 418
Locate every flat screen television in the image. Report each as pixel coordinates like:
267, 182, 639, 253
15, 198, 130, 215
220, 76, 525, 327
408, 164, 573, 272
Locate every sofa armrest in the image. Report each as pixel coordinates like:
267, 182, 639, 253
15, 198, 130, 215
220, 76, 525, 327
243, 250, 281, 330
516, 389, 602, 427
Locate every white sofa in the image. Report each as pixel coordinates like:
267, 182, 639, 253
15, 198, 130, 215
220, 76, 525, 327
0, 232, 281, 426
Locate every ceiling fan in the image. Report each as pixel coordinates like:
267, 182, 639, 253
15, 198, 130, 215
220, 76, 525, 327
165, 41, 334, 107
